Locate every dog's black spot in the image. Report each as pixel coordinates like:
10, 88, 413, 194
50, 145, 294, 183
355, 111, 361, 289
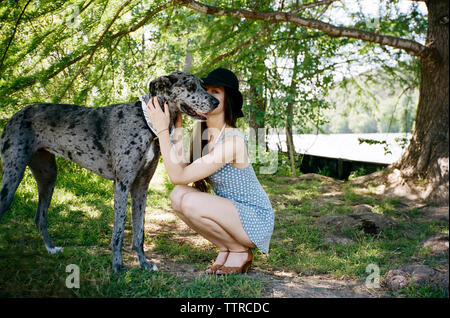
1, 139, 10, 153
1, 187, 8, 200
77, 152, 82, 156
118, 110, 124, 120
99, 168, 103, 174
67, 151, 72, 160
130, 141, 136, 145
93, 139, 105, 153
119, 181, 126, 192
68, 122, 76, 129
114, 236, 120, 247
20, 120, 31, 129
124, 150, 130, 155
168, 75, 178, 84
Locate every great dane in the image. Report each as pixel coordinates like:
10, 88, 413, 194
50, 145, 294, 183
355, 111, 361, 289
0, 71, 219, 273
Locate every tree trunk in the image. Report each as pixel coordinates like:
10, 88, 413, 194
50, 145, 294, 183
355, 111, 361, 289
285, 119, 296, 176
393, 0, 449, 204
286, 45, 300, 177
248, 79, 266, 147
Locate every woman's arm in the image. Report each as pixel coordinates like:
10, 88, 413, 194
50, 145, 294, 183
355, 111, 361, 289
146, 97, 245, 185
159, 131, 244, 185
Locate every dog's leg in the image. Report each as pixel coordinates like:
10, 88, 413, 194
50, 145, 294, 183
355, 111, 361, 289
28, 149, 61, 254
111, 180, 130, 274
130, 157, 159, 271
0, 138, 33, 222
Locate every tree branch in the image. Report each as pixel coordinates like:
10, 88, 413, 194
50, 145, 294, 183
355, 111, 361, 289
0, 0, 32, 72
2, 1, 177, 98
56, 0, 133, 102
198, 22, 277, 74
111, 0, 177, 39
291, 0, 337, 13
178, 0, 436, 60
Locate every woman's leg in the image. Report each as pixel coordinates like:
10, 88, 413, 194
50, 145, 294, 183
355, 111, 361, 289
170, 185, 229, 267
170, 185, 256, 267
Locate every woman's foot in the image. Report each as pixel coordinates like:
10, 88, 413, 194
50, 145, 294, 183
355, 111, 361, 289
206, 250, 229, 274
216, 249, 253, 274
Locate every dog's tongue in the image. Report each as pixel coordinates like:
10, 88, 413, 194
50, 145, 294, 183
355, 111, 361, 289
197, 112, 208, 119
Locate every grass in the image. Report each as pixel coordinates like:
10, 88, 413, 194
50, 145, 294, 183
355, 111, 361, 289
0, 154, 448, 298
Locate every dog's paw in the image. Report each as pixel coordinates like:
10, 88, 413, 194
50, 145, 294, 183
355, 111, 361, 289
141, 261, 158, 272
112, 263, 128, 274
47, 246, 63, 254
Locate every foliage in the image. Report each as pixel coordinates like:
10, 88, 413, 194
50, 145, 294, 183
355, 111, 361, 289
0, 0, 426, 139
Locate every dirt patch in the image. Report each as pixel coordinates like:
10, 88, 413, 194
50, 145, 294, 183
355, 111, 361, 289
351, 167, 448, 205
124, 254, 389, 298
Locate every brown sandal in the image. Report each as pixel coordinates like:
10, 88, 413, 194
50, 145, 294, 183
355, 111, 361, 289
216, 249, 253, 275
206, 250, 229, 274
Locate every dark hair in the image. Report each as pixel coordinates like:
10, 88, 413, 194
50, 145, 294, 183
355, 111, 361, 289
189, 88, 239, 192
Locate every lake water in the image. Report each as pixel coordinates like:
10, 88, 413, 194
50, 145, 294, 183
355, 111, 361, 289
266, 133, 412, 164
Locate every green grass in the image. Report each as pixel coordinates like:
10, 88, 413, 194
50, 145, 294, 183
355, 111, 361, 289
0, 154, 448, 298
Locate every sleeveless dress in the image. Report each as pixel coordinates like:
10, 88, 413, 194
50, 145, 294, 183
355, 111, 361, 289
207, 130, 274, 253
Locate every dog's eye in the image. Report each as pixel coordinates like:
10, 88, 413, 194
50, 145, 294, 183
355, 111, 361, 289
187, 84, 196, 92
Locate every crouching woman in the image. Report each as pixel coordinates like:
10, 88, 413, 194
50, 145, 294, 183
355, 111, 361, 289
146, 68, 274, 274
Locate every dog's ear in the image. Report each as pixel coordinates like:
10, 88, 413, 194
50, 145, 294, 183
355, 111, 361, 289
149, 76, 172, 96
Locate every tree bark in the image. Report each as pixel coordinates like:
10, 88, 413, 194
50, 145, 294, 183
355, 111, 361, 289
286, 44, 300, 177
248, 77, 266, 148
393, 0, 449, 203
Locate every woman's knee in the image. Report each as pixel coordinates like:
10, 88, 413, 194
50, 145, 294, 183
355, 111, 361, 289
179, 193, 200, 219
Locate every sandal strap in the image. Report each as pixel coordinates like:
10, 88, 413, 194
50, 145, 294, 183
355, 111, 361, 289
228, 249, 250, 253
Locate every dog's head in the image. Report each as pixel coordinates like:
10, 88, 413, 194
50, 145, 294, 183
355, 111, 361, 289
149, 71, 219, 120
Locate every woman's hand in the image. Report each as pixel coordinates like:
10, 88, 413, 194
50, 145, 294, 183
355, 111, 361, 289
146, 96, 170, 133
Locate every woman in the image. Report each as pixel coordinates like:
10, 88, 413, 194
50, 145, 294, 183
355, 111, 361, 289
146, 68, 274, 274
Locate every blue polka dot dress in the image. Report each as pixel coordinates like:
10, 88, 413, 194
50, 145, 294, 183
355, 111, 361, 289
207, 130, 274, 254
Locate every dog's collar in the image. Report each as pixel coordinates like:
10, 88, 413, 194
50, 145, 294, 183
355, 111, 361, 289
139, 93, 174, 141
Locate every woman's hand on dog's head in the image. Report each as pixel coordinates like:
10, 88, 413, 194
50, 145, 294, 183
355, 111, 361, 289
146, 96, 170, 132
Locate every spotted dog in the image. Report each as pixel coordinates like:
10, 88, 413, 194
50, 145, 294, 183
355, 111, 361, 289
0, 71, 219, 273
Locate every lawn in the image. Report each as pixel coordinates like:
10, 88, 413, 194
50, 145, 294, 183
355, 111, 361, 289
0, 154, 448, 298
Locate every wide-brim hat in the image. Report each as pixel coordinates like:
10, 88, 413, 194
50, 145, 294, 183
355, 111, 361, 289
201, 68, 244, 118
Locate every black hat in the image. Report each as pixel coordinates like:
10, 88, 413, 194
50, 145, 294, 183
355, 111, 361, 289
201, 68, 244, 118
